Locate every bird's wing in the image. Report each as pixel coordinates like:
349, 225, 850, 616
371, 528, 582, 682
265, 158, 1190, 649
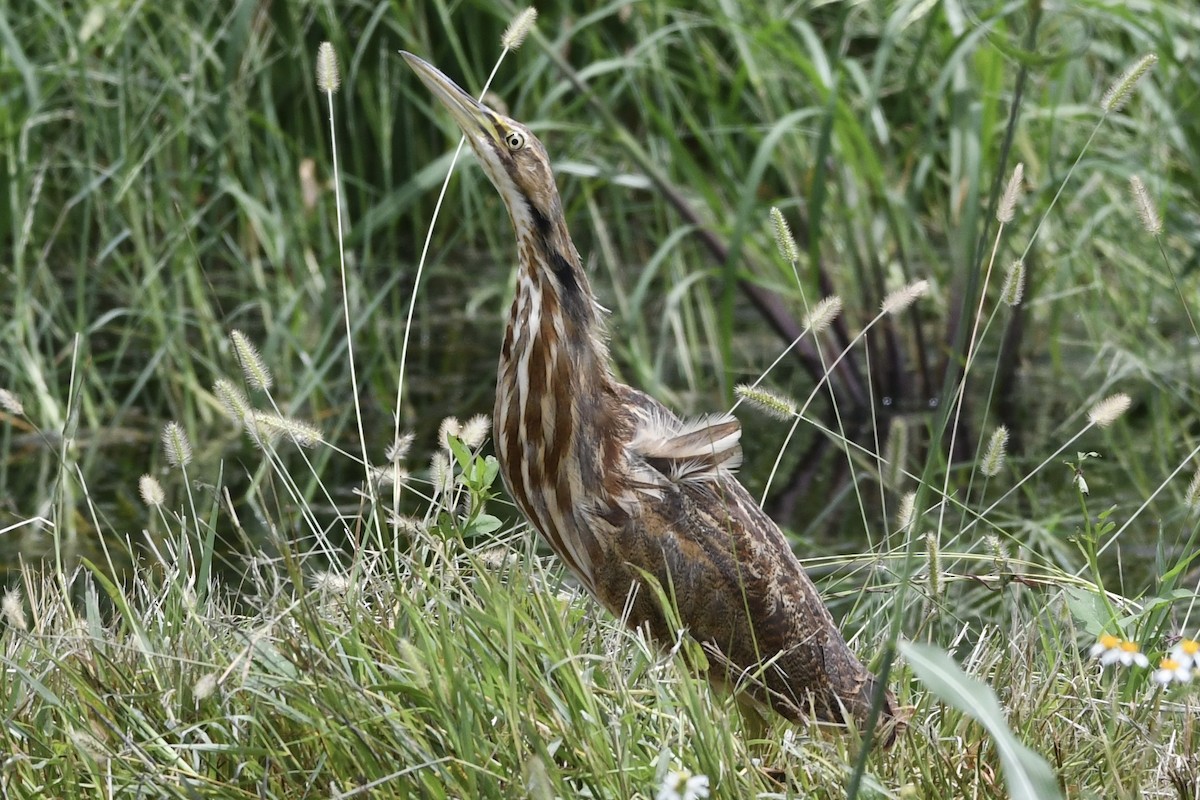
620, 388, 743, 487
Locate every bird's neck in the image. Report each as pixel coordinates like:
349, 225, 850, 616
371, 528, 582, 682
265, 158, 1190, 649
493, 210, 618, 573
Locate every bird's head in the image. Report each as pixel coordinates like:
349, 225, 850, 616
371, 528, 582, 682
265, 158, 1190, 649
402, 52, 562, 234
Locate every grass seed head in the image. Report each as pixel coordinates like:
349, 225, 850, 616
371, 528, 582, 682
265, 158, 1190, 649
316, 42, 340, 93
501, 8, 538, 50
1001, 260, 1025, 307
214, 378, 251, 427
882, 280, 930, 315
896, 491, 917, 532
803, 295, 842, 334
230, 330, 273, 392
1185, 465, 1200, 513
161, 421, 193, 468
997, 162, 1024, 223
0, 388, 24, 416
1129, 175, 1162, 235
769, 206, 799, 264
460, 414, 490, 448
1087, 393, 1132, 428
138, 474, 165, 508
1101, 53, 1158, 113
980, 425, 1009, 477
734, 384, 797, 420
2, 589, 27, 632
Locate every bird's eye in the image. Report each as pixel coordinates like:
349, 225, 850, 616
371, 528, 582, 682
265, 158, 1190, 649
504, 130, 526, 151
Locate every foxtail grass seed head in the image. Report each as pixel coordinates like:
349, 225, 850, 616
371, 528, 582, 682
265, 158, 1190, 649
1185, 465, 1200, 513
1001, 260, 1026, 307
734, 384, 797, 420
980, 425, 1009, 477
1087, 393, 1132, 428
985, 534, 1010, 574
138, 474, 165, 508
316, 42, 340, 93
387, 432, 415, 464
246, 411, 323, 449
193, 673, 218, 702
460, 414, 490, 448
1129, 175, 1162, 235
2, 589, 27, 632
398, 638, 431, 688
1101, 53, 1158, 113
924, 532, 941, 601
896, 491, 916, 532
882, 279, 931, 315
161, 421, 193, 468
430, 451, 453, 497
883, 420, 909, 489
501, 7, 538, 50
802, 295, 842, 334
769, 207, 799, 264
996, 162, 1024, 224
438, 416, 462, 449
0, 388, 24, 416
214, 378, 251, 427
229, 330, 272, 392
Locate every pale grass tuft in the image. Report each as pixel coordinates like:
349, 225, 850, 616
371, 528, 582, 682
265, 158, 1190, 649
430, 452, 454, 497
246, 411, 323, 449
388, 514, 426, 536
193, 673, 218, 702
1129, 175, 1162, 235
802, 295, 842, 334
161, 421, 193, 468
1185, 465, 1200, 513
996, 162, 1024, 224
387, 432, 415, 463
316, 42, 340, 94
881, 279, 930, 315
501, 7, 538, 50
138, 474, 165, 508
980, 426, 1009, 477
460, 414, 491, 448
1087, 393, 1132, 428
0, 388, 24, 416
214, 378, 252, 427
311, 570, 351, 596
438, 416, 462, 448
2, 589, 27, 632
230, 330, 273, 392
896, 491, 916, 532
1101, 53, 1158, 113
734, 384, 797, 420
769, 207, 799, 263
1001, 260, 1025, 307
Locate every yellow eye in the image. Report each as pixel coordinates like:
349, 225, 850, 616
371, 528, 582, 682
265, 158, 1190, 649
504, 130, 526, 151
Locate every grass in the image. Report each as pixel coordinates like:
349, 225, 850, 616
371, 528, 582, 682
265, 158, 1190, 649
3, 0, 1200, 797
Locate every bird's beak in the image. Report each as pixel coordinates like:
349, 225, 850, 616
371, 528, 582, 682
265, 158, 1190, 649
401, 51, 496, 142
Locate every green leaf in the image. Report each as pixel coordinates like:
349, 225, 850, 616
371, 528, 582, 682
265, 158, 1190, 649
901, 641, 1062, 800
1064, 585, 1111, 636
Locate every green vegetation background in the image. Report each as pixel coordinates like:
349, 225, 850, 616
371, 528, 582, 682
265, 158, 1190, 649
2, 0, 1199, 797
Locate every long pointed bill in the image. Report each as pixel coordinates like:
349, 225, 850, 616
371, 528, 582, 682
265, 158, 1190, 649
401, 51, 498, 144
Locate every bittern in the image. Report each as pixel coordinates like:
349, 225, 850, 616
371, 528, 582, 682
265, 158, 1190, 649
403, 52, 899, 744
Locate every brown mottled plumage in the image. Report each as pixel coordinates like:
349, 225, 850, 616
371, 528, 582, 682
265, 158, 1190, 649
403, 52, 900, 744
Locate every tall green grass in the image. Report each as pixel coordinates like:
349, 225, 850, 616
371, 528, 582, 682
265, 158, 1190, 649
3, 0, 1200, 797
